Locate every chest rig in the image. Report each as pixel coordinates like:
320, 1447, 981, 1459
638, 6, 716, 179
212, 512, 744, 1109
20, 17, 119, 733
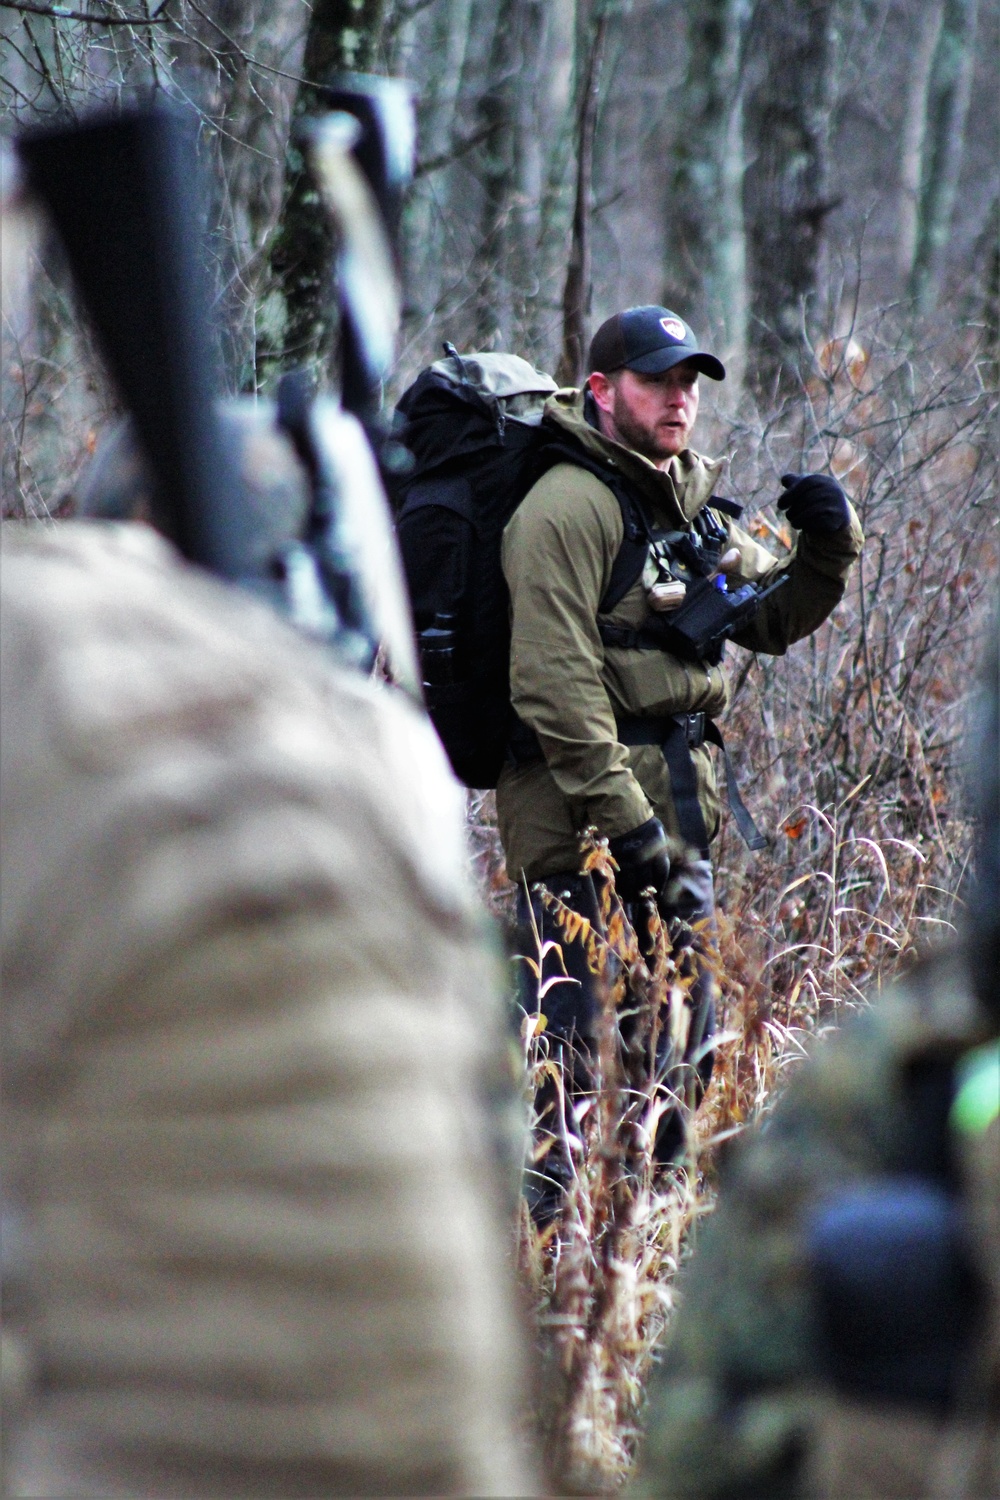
597, 494, 743, 667
593, 485, 768, 855
642, 504, 732, 589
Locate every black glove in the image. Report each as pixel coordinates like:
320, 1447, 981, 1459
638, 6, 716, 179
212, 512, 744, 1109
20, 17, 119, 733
661, 856, 715, 924
778, 472, 851, 535
607, 816, 670, 901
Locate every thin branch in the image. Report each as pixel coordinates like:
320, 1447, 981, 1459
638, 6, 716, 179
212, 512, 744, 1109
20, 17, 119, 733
415, 121, 503, 178
22, 14, 65, 106
0, 1, 172, 22
181, 0, 318, 89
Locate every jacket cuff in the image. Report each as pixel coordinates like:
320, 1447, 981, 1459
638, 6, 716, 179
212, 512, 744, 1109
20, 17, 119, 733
583, 778, 656, 842
796, 502, 864, 577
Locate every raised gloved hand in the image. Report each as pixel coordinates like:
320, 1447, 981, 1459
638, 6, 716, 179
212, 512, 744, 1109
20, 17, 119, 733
778, 473, 851, 535
607, 816, 670, 902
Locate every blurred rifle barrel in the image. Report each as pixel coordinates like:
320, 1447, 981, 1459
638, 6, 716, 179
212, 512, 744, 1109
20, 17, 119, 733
20, 107, 251, 579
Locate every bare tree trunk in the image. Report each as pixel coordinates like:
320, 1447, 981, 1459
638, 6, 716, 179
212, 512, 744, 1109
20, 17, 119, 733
909, 0, 979, 313
397, 0, 572, 372
258, 0, 393, 391
174, 2, 307, 393
896, 2, 944, 287
525, 0, 576, 366
399, 0, 476, 342
507, 1, 548, 353
556, 5, 609, 388
663, 0, 751, 383
468, 0, 520, 349
743, 0, 838, 392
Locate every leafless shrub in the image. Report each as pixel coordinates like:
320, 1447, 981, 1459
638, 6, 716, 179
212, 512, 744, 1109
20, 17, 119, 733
1, 247, 119, 519
711, 313, 996, 1017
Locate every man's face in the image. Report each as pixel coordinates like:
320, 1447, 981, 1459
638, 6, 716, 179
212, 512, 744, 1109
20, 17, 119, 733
589, 363, 700, 465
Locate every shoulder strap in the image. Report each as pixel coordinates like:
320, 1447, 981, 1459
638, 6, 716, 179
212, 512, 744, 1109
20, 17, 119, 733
708, 494, 743, 520
533, 438, 652, 614
602, 480, 651, 613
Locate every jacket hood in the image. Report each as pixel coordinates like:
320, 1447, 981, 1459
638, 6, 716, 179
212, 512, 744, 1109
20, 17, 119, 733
542, 387, 725, 526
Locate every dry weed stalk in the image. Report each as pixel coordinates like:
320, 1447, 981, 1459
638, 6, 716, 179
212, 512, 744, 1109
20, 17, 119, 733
515, 839, 712, 1494
509, 794, 978, 1492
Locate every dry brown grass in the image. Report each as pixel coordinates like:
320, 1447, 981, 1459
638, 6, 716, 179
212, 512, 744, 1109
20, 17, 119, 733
512, 841, 712, 1494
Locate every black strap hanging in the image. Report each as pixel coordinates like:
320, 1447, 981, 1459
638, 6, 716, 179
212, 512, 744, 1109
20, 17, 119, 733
703, 720, 768, 852
659, 719, 712, 858
616, 714, 768, 854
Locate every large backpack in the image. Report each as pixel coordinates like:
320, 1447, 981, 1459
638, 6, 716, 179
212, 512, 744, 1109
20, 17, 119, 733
393, 347, 651, 788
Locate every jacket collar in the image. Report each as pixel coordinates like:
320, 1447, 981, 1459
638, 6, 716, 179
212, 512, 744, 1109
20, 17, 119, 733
543, 387, 725, 526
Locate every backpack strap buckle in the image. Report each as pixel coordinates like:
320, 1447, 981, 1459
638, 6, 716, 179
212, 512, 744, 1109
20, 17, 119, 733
676, 712, 705, 749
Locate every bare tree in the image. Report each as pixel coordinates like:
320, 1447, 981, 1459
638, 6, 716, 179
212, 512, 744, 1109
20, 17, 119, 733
3, 0, 998, 428
396, 0, 577, 376
396, 0, 476, 346
167, 2, 308, 390
896, 2, 945, 289
662, 0, 751, 381
907, 0, 979, 313
0, 2, 308, 515
259, 0, 394, 391
555, 0, 609, 388
743, 0, 839, 390
465, 0, 521, 350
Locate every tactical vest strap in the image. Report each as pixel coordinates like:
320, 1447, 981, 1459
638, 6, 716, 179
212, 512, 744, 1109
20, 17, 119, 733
598, 620, 666, 651
704, 719, 769, 852
616, 714, 768, 854
615, 714, 709, 856
507, 712, 543, 767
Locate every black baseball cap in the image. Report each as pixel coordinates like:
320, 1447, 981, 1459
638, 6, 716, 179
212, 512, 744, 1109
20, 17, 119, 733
588, 305, 726, 381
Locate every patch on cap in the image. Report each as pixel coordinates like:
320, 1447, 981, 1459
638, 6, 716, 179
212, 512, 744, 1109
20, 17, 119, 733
660, 316, 686, 342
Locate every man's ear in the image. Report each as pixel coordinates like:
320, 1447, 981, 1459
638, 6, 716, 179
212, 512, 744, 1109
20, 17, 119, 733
588, 370, 614, 414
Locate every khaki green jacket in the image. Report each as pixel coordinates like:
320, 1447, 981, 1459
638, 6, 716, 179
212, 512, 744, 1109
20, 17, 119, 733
496, 390, 864, 882
1, 524, 535, 1497
637, 947, 999, 1499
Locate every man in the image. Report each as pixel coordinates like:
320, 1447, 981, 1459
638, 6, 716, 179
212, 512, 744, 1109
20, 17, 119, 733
498, 305, 864, 1185
636, 626, 999, 1499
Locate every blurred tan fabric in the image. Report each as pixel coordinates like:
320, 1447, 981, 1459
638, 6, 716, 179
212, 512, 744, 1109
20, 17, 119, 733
1, 522, 535, 1497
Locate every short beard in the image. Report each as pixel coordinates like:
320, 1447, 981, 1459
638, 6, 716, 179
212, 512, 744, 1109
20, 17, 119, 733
604, 386, 686, 463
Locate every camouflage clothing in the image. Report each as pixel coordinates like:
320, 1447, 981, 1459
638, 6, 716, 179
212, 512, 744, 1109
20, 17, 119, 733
637, 946, 999, 1500
1, 523, 536, 1497
496, 389, 864, 883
